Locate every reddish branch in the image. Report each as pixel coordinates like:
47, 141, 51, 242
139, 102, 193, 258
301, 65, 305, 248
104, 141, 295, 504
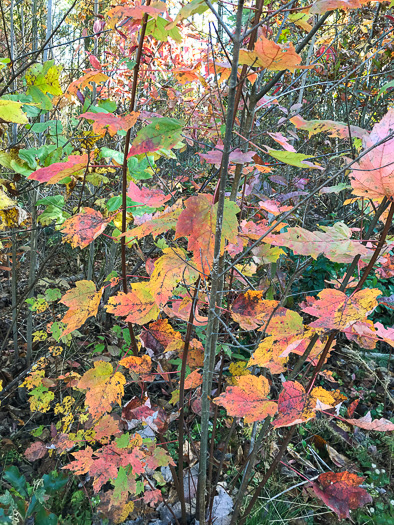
120, 0, 152, 355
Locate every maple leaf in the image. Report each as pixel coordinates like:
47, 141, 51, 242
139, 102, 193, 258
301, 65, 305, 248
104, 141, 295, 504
279, 332, 334, 367
184, 369, 203, 389
61, 208, 109, 249
63, 446, 95, 475
268, 223, 372, 263
148, 247, 199, 306
93, 414, 121, 443
290, 115, 368, 139
143, 489, 163, 506
213, 375, 277, 424
124, 200, 183, 240
350, 108, 394, 199
239, 35, 312, 72
78, 361, 126, 419
59, 280, 103, 337
231, 291, 278, 330
175, 194, 240, 275
78, 112, 138, 137
127, 180, 171, 208
145, 446, 175, 469
119, 446, 146, 475
140, 318, 183, 355
275, 382, 318, 429
107, 2, 166, 28
247, 336, 289, 374
24, 441, 47, 461
127, 117, 183, 158
301, 288, 380, 332
164, 295, 208, 326
343, 411, 394, 431
310, 0, 386, 14
89, 449, 120, 492
106, 283, 159, 325
67, 70, 109, 95
231, 291, 304, 336
119, 354, 152, 376
28, 154, 88, 185
310, 471, 372, 519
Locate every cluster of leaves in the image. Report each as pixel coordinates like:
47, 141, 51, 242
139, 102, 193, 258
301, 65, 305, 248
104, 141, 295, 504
1, 0, 394, 523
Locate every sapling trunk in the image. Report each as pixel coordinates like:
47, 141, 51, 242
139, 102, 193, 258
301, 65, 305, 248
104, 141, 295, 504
196, 1, 244, 522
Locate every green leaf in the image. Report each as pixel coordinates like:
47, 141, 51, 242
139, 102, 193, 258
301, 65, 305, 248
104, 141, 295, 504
106, 195, 122, 212
42, 472, 68, 494
3, 466, 28, 498
98, 99, 117, 112
378, 79, 394, 99
28, 120, 63, 135
264, 147, 323, 169
100, 147, 124, 164
166, 0, 211, 29
128, 117, 183, 157
28, 85, 53, 111
0, 58, 10, 70
19, 145, 58, 170
128, 156, 154, 180
35, 505, 58, 525
115, 433, 131, 449
146, 16, 182, 43
45, 288, 62, 302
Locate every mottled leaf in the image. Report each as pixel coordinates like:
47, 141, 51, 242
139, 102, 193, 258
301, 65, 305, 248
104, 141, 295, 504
78, 361, 126, 419
310, 471, 372, 519
263, 146, 323, 169
119, 355, 152, 375
290, 115, 367, 139
125, 200, 182, 240
148, 247, 199, 306
127, 180, 171, 208
274, 381, 315, 428
175, 194, 240, 275
239, 35, 312, 71
78, 112, 138, 137
213, 375, 277, 424
184, 369, 203, 389
301, 288, 380, 331
344, 411, 394, 431
127, 118, 183, 158
350, 109, 394, 199
0, 99, 29, 124
28, 154, 88, 185
106, 283, 159, 325
24, 441, 47, 461
59, 280, 103, 337
268, 222, 372, 263
61, 207, 109, 249
67, 71, 109, 95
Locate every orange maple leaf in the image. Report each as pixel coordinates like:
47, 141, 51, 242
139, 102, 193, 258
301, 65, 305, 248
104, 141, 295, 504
78, 361, 126, 420
213, 375, 277, 424
239, 35, 312, 72
59, 280, 103, 337
106, 283, 159, 325
61, 208, 109, 249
